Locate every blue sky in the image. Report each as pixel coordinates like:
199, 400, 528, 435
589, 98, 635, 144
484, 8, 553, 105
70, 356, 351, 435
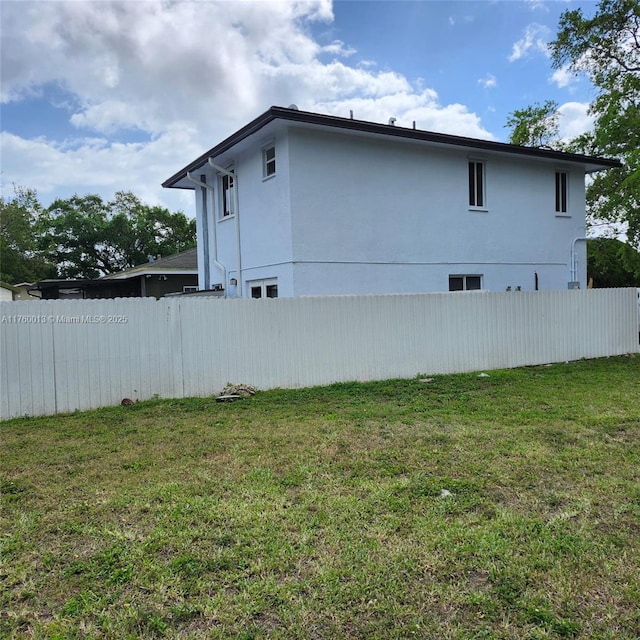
1, 0, 598, 213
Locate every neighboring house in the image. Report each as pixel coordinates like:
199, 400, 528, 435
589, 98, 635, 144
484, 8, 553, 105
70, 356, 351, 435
0, 282, 20, 301
12, 283, 41, 300
101, 248, 199, 298
163, 106, 621, 298
29, 249, 198, 299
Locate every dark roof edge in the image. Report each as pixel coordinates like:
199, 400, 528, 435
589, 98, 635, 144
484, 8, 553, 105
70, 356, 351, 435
163, 110, 277, 188
162, 106, 622, 188
101, 247, 198, 279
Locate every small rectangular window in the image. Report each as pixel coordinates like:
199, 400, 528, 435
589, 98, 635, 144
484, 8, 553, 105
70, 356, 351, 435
221, 171, 235, 218
449, 276, 464, 292
263, 146, 276, 178
183, 286, 198, 293
468, 161, 485, 208
449, 275, 482, 291
466, 276, 482, 290
248, 278, 278, 299
555, 171, 568, 213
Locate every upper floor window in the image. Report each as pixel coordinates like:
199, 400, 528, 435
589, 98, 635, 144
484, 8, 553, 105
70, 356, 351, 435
263, 145, 276, 178
555, 171, 568, 213
468, 160, 485, 208
221, 170, 235, 218
449, 275, 482, 291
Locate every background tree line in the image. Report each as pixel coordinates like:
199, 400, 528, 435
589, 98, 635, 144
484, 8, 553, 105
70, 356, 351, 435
0, 186, 196, 284
505, 0, 640, 286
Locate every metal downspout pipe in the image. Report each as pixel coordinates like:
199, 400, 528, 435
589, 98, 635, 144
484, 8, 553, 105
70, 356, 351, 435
186, 172, 227, 296
208, 158, 242, 297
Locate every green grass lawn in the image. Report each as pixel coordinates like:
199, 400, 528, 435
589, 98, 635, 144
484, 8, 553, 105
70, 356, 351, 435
1, 356, 639, 639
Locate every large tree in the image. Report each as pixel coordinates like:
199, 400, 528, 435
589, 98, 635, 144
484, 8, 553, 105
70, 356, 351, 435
551, 0, 640, 248
587, 237, 640, 287
506, 0, 640, 248
0, 186, 56, 284
44, 192, 197, 278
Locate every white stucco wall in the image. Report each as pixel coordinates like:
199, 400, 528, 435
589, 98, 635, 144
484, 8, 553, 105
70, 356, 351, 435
286, 128, 587, 296
192, 123, 588, 298
191, 126, 296, 295
231, 130, 295, 294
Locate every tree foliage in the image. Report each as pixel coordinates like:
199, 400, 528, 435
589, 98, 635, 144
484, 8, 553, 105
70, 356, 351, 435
506, 0, 640, 248
505, 100, 562, 148
44, 191, 197, 278
0, 185, 56, 283
1, 187, 196, 283
550, 0, 640, 248
587, 237, 640, 287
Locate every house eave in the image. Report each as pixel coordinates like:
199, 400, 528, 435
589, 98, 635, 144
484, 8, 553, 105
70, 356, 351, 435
0, 281, 21, 294
162, 106, 622, 189
102, 268, 197, 280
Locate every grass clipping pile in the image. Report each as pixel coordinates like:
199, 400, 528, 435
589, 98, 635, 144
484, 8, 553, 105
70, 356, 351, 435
216, 383, 257, 402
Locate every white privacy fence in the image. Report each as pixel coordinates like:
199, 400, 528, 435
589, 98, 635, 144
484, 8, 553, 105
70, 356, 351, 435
1, 289, 638, 420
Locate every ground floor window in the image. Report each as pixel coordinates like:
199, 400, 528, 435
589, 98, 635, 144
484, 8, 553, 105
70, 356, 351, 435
249, 278, 278, 298
449, 275, 482, 291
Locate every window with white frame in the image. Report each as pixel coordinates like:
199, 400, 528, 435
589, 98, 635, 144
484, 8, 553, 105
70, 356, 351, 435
449, 275, 482, 291
249, 278, 278, 299
468, 160, 485, 208
183, 286, 198, 293
220, 169, 235, 218
555, 170, 568, 213
263, 145, 276, 178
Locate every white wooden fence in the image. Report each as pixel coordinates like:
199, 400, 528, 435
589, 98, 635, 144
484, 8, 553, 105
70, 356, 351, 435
1, 289, 638, 420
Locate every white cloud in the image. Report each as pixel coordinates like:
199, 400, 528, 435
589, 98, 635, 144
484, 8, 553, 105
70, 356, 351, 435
322, 40, 356, 57
448, 14, 474, 28
557, 102, 594, 140
478, 74, 497, 89
69, 101, 154, 135
525, 0, 549, 12
0, 0, 336, 132
315, 90, 494, 140
551, 65, 578, 89
1, 0, 493, 208
0, 129, 199, 212
508, 24, 550, 62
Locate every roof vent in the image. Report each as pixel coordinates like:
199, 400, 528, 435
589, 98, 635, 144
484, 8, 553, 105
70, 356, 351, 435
388, 117, 396, 126
288, 104, 299, 110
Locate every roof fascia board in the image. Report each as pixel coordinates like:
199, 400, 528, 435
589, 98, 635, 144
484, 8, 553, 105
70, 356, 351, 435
163, 110, 276, 188
103, 268, 197, 280
163, 106, 622, 188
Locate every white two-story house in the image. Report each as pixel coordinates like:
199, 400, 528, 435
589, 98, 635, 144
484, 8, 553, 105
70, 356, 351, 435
163, 106, 621, 298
